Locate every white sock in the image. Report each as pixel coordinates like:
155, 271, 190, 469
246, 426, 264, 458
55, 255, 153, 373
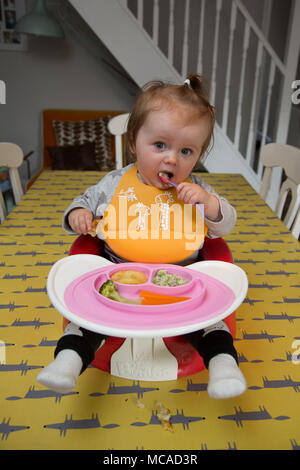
37, 349, 83, 394
207, 353, 246, 399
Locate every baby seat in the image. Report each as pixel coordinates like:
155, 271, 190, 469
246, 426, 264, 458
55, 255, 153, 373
63, 235, 236, 380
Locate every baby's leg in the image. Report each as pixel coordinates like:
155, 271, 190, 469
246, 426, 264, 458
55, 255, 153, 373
37, 323, 107, 393
184, 321, 246, 399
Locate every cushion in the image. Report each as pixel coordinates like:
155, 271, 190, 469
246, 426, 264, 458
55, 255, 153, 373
52, 117, 114, 170
47, 142, 99, 170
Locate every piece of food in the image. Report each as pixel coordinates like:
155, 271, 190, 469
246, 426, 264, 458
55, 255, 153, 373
156, 402, 174, 432
152, 269, 189, 287
139, 290, 190, 304
158, 171, 174, 187
99, 281, 190, 306
88, 218, 101, 237
110, 269, 148, 284
158, 171, 174, 180
99, 280, 141, 304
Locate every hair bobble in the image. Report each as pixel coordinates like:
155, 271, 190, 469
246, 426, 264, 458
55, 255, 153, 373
184, 79, 191, 88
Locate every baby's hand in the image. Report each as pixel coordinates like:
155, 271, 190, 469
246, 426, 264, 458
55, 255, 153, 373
68, 208, 93, 234
176, 182, 221, 221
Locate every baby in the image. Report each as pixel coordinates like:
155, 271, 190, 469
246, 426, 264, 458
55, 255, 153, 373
37, 74, 246, 399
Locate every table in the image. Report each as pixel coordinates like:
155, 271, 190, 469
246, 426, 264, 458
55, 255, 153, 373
0, 170, 299, 451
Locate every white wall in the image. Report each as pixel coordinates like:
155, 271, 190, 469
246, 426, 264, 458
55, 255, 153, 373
0, 0, 137, 188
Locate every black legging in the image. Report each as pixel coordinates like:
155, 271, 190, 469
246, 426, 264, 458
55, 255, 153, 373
54, 325, 238, 374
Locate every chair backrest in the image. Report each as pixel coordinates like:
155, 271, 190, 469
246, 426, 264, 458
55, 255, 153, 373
259, 143, 300, 239
0, 142, 24, 223
42, 109, 126, 170
108, 113, 130, 169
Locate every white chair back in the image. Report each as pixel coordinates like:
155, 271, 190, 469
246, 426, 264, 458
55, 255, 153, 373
108, 113, 129, 169
0, 142, 24, 223
259, 143, 300, 239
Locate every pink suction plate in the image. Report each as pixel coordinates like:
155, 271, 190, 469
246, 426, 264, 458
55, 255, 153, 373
63, 263, 235, 333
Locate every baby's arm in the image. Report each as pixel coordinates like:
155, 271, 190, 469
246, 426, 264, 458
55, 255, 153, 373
62, 166, 130, 235
63, 182, 104, 234
180, 175, 237, 237
176, 182, 221, 221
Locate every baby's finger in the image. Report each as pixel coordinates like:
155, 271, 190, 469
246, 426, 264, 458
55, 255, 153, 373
70, 212, 88, 234
68, 213, 79, 233
176, 182, 188, 199
177, 184, 192, 202
79, 213, 92, 234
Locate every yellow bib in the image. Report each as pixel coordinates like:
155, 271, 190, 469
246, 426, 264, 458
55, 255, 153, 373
100, 164, 207, 263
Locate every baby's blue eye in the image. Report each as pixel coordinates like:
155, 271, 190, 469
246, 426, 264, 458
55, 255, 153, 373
181, 148, 192, 156
155, 142, 165, 149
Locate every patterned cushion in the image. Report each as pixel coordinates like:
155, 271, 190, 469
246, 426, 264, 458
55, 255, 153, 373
47, 142, 99, 171
52, 117, 114, 170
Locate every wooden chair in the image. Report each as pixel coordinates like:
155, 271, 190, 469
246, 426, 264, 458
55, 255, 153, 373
259, 143, 300, 239
26, 109, 127, 190
0, 142, 24, 223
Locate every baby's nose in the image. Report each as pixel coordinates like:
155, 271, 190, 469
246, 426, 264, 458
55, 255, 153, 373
164, 150, 177, 164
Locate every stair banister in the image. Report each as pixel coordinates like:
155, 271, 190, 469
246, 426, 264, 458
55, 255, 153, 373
266, 0, 300, 210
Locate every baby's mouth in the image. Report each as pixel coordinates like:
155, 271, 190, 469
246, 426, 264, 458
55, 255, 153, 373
158, 171, 174, 184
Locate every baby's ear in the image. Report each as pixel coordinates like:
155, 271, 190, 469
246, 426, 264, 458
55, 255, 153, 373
125, 136, 135, 161
127, 135, 135, 155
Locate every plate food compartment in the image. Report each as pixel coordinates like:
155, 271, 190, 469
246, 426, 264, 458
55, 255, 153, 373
63, 262, 236, 332
109, 266, 150, 285
92, 265, 204, 311
150, 266, 194, 295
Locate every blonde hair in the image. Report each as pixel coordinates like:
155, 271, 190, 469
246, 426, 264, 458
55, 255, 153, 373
127, 73, 215, 161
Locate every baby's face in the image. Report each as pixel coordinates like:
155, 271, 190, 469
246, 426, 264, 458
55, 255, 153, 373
131, 104, 210, 188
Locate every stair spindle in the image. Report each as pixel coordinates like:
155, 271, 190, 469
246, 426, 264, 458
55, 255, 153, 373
196, 0, 205, 74
168, 0, 175, 65
222, 1, 237, 133
234, 20, 250, 150
137, 0, 143, 26
153, 0, 159, 46
257, 60, 276, 179
181, 0, 190, 78
246, 40, 264, 166
210, 0, 223, 105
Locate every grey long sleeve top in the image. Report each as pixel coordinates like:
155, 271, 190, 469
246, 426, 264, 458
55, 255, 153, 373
62, 164, 236, 264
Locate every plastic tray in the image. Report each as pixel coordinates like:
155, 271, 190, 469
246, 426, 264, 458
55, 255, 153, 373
47, 255, 248, 338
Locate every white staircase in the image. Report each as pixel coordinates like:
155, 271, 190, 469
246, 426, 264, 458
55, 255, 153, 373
68, 0, 300, 208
